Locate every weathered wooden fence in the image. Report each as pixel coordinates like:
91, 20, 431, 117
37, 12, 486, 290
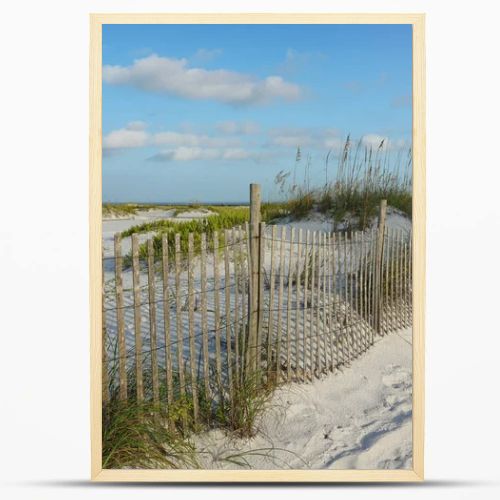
102, 185, 412, 428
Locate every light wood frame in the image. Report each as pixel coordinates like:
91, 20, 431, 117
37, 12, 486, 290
90, 13, 425, 482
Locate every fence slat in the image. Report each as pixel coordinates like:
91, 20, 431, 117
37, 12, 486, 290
387, 228, 394, 333
382, 228, 388, 333
275, 226, 286, 381
383, 228, 389, 335
358, 231, 368, 352
323, 233, 329, 371
200, 233, 210, 401
369, 228, 376, 344
359, 232, 365, 349
303, 230, 310, 379
331, 233, 339, 369
342, 232, 351, 363
102, 246, 109, 405
231, 228, 240, 380
161, 235, 173, 407
311, 231, 320, 377
340, 232, 348, 363
356, 232, 364, 350
387, 229, 393, 332
244, 223, 252, 377
362, 231, 368, 346
240, 224, 249, 382
267, 225, 277, 381
397, 229, 403, 329
326, 233, 333, 372
403, 235, 409, 327
187, 233, 199, 425
400, 229, 405, 329
374, 200, 387, 334
257, 222, 266, 377
355, 231, 363, 352
147, 238, 160, 404
345, 234, 351, 362
408, 231, 413, 325
348, 231, 356, 357
224, 230, 234, 404
131, 235, 144, 402
364, 233, 372, 342
113, 233, 127, 400
174, 234, 186, 412
350, 231, 363, 356
295, 228, 303, 381
316, 232, 323, 378
213, 231, 223, 398
286, 227, 294, 381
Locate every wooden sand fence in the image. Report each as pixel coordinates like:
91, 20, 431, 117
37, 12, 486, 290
102, 185, 412, 429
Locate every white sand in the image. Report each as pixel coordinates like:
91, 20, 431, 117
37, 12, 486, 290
102, 208, 215, 259
276, 206, 412, 235
194, 328, 412, 470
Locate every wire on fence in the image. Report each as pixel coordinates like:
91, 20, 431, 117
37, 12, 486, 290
261, 235, 376, 246
102, 236, 248, 261
102, 280, 243, 312
106, 312, 250, 363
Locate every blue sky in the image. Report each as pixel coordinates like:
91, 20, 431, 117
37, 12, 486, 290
102, 24, 412, 203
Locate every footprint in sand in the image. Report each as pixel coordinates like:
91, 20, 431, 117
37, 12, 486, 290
382, 365, 411, 390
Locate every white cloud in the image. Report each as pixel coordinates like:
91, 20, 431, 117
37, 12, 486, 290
103, 123, 243, 151
321, 128, 343, 150
269, 127, 317, 148
152, 131, 240, 148
269, 127, 345, 150
125, 120, 147, 131
148, 147, 261, 162
103, 122, 149, 150
103, 54, 302, 105
323, 136, 344, 150
222, 148, 253, 160
361, 134, 389, 149
267, 128, 408, 154
166, 147, 220, 161
216, 121, 260, 135
361, 134, 409, 150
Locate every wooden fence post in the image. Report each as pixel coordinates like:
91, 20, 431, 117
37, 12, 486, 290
247, 183, 261, 376
374, 200, 387, 334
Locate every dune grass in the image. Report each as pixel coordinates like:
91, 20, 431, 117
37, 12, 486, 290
120, 204, 290, 265
103, 325, 278, 469
103, 358, 199, 468
103, 203, 142, 218
276, 137, 412, 230
102, 399, 199, 469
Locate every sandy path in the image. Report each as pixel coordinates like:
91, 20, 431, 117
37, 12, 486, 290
194, 327, 413, 470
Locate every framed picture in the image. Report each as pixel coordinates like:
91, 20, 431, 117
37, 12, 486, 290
90, 13, 425, 482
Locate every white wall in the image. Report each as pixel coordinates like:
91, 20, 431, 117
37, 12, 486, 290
1, 1, 499, 499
